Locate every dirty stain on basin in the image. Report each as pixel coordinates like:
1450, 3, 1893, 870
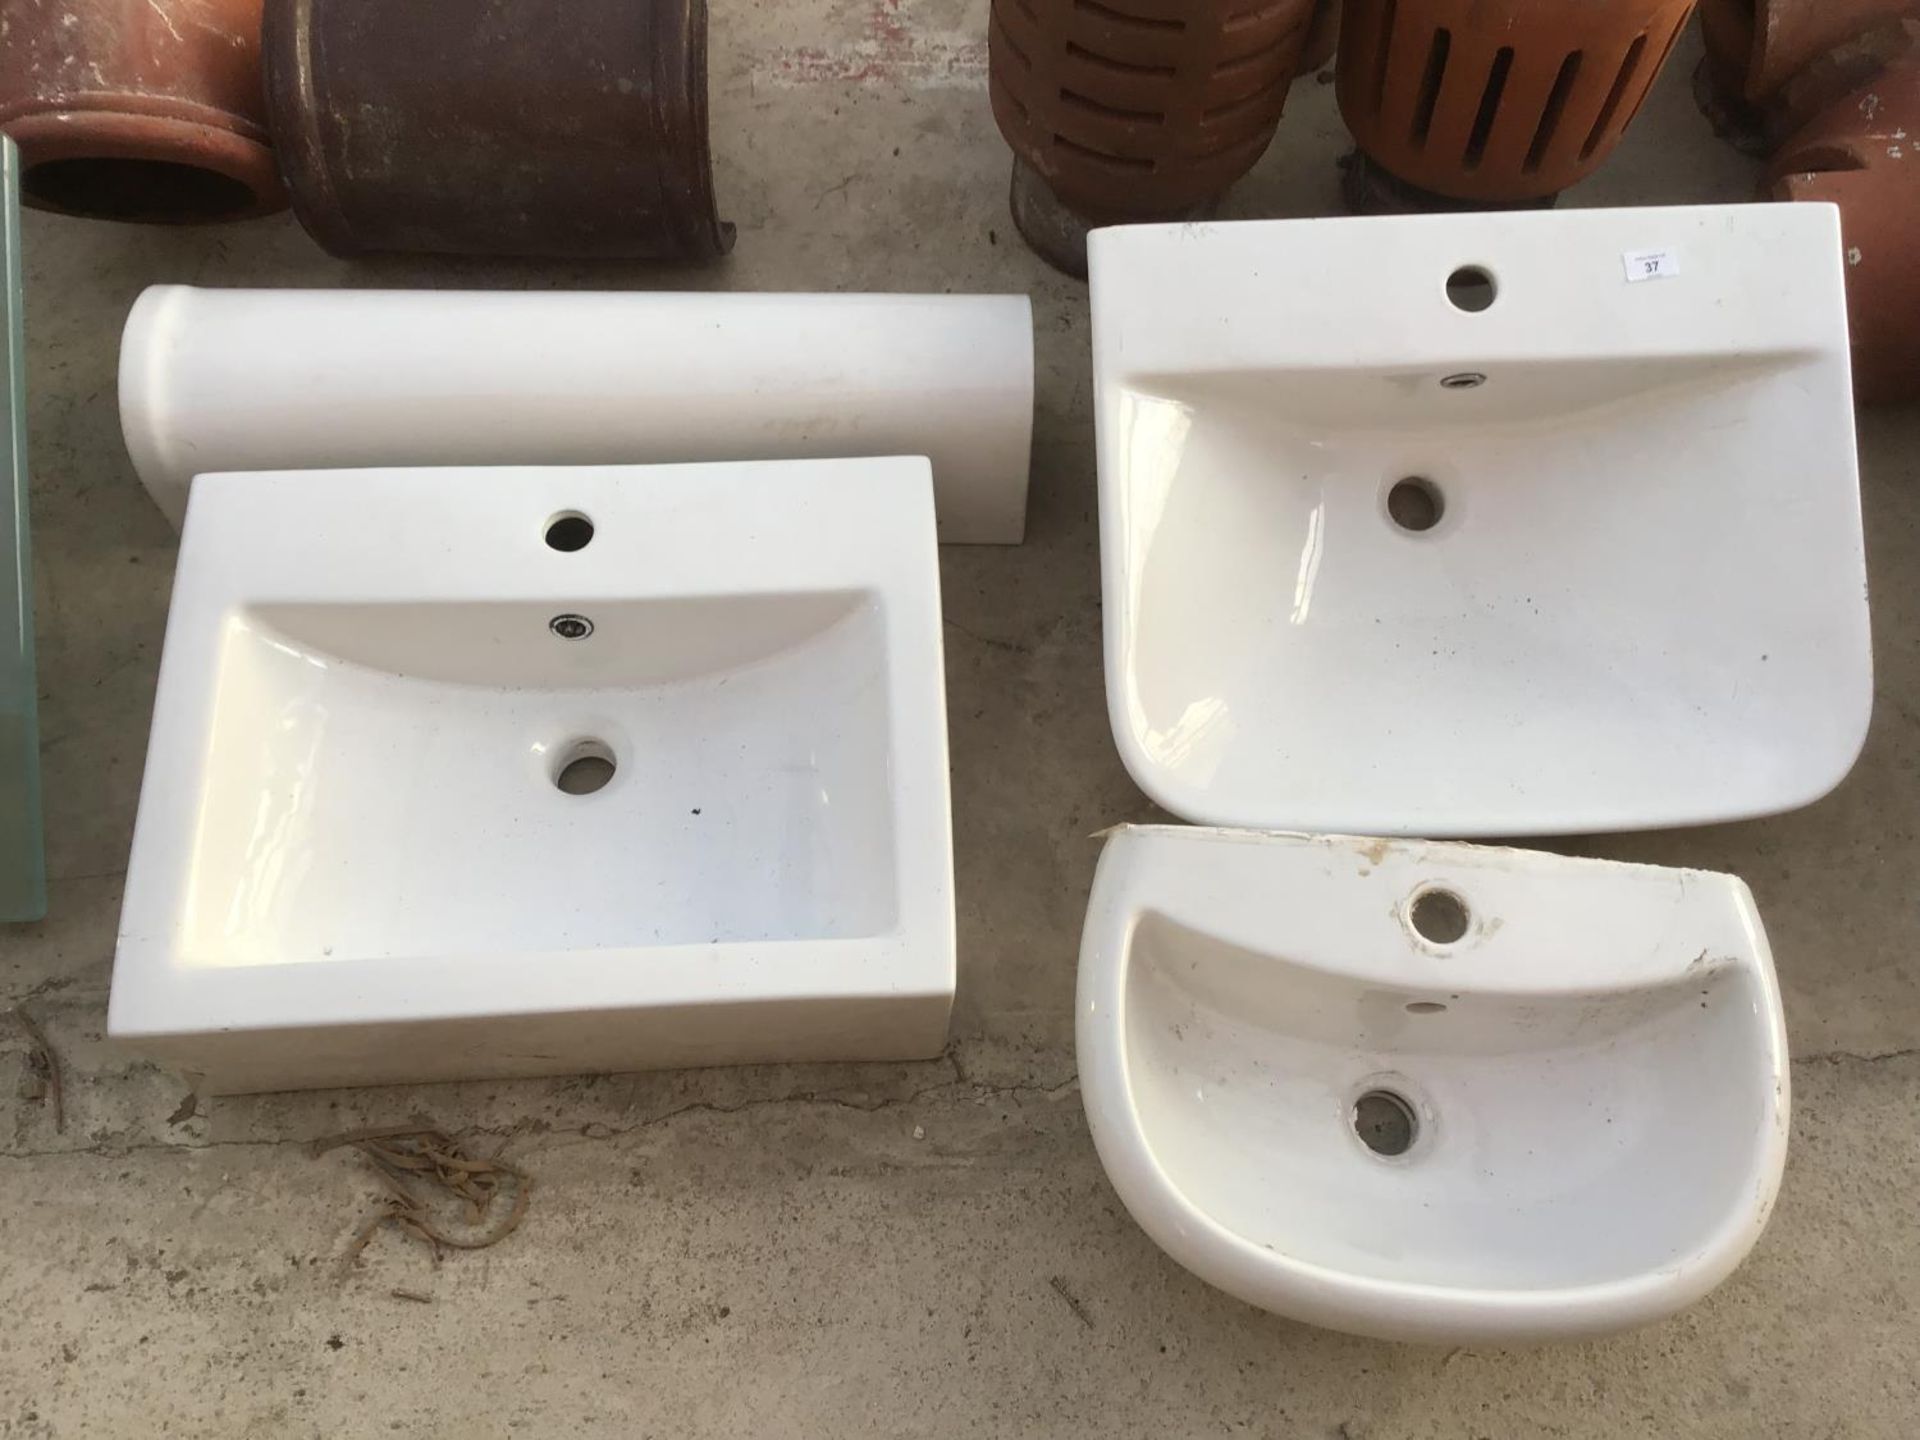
1076, 825, 1790, 1343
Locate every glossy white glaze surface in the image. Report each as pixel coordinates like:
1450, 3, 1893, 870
121, 286, 1035, 544
1077, 825, 1790, 1344
108, 459, 955, 1092
1089, 207, 1871, 835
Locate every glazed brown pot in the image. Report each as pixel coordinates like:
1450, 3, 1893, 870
263, 0, 733, 261
0, 0, 283, 222
1336, 0, 1696, 204
989, 0, 1316, 274
1767, 55, 1920, 403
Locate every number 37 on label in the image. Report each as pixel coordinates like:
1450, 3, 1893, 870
1621, 248, 1681, 282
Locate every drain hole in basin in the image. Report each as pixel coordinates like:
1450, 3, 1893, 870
1387, 477, 1444, 533
545, 512, 594, 552
1410, 887, 1470, 945
1446, 265, 1497, 312
555, 740, 616, 795
1353, 1090, 1418, 1157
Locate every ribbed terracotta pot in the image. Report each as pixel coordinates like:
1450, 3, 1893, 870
262, 0, 733, 260
1336, 0, 1696, 206
989, 0, 1316, 275
1298, 0, 1343, 74
1767, 55, 1920, 403
0, 0, 283, 222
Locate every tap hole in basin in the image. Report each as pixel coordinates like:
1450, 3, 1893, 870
1446, 265, 1497, 312
1410, 887, 1470, 945
1387, 477, 1445, 533
1353, 1089, 1418, 1157
545, 512, 595, 552
555, 739, 617, 795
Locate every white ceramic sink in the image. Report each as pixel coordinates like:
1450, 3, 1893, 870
109, 459, 954, 1093
1090, 206, 1872, 836
1078, 825, 1789, 1344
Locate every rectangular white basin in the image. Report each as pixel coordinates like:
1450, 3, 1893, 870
1090, 205, 1872, 836
109, 460, 955, 1092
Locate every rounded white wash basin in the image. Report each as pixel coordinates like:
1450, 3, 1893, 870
1088, 205, 1871, 836
109, 459, 954, 1094
1076, 825, 1789, 1344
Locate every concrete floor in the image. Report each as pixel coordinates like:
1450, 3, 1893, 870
4, 3, 1918, 1434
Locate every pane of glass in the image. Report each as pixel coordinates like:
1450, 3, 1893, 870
0, 136, 46, 920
